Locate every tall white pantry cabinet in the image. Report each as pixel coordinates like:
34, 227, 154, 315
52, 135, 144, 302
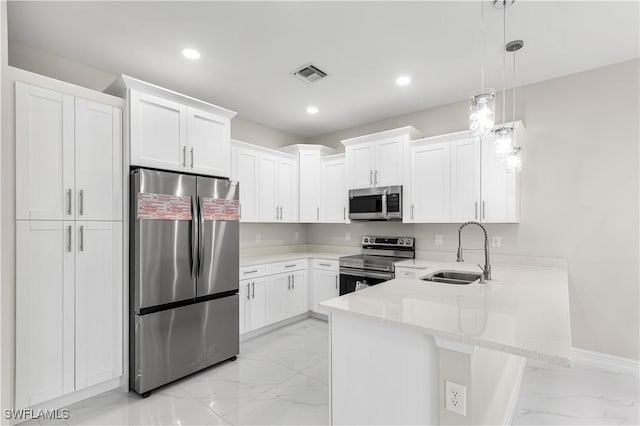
15, 82, 123, 409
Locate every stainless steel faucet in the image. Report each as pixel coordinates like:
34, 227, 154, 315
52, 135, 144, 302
457, 221, 491, 281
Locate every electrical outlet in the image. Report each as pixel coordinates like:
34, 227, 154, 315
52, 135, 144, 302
346, 232, 351, 241
492, 236, 502, 248
434, 234, 443, 245
294, 232, 299, 241
256, 233, 261, 242
445, 380, 467, 416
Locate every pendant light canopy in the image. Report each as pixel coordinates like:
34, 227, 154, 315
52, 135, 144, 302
469, 0, 496, 137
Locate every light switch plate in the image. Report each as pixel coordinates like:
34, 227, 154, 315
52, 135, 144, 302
435, 234, 443, 245
294, 232, 299, 241
346, 232, 351, 241
445, 380, 467, 416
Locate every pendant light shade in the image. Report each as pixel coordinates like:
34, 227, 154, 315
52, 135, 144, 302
470, 89, 496, 136
469, 1, 495, 137
494, 125, 514, 159
505, 146, 522, 172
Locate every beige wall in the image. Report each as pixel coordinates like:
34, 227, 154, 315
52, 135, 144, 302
307, 59, 640, 360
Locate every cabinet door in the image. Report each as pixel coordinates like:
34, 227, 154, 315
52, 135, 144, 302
410, 142, 450, 223
277, 157, 297, 222
249, 277, 269, 330
16, 221, 74, 409
130, 90, 187, 170
450, 138, 481, 223
16, 82, 74, 221
75, 221, 123, 390
374, 138, 404, 186
299, 151, 321, 222
259, 154, 278, 222
312, 270, 339, 312
236, 148, 260, 222
320, 157, 346, 222
186, 107, 230, 177
75, 98, 123, 221
268, 273, 291, 323
288, 271, 307, 316
239, 280, 250, 335
347, 144, 375, 189
481, 138, 519, 223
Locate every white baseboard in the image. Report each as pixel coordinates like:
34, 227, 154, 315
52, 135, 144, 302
239, 312, 311, 342
572, 348, 639, 376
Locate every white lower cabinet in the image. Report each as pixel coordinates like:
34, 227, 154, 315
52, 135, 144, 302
268, 271, 306, 323
239, 277, 269, 334
312, 269, 339, 313
16, 220, 122, 409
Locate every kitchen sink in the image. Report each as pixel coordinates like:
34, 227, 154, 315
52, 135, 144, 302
421, 271, 481, 285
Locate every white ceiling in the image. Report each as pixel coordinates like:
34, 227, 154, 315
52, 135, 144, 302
8, 1, 639, 138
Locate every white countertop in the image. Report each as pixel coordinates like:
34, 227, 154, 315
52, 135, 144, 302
240, 251, 353, 267
320, 260, 573, 365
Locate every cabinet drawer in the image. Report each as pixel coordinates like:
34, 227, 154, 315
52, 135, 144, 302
268, 259, 306, 274
239, 265, 269, 279
313, 259, 339, 271
395, 269, 417, 279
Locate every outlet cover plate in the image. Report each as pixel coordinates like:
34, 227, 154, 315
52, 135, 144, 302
445, 380, 467, 416
435, 234, 443, 245
492, 236, 502, 248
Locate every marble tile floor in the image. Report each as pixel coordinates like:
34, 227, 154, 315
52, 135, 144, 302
24, 318, 638, 426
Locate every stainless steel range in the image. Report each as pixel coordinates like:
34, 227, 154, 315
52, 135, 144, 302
339, 236, 415, 295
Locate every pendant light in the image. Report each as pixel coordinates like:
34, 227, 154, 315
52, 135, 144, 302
493, 0, 514, 159
469, 0, 496, 137
505, 39, 524, 173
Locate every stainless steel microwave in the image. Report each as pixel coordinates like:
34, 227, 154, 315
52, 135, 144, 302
348, 186, 402, 221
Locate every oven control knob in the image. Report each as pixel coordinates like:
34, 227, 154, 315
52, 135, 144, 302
399, 240, 404, 245
364, 238, 369, 243
404, 239, 411, 245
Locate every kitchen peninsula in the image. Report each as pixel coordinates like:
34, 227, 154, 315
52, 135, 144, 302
320, 261, 572, 425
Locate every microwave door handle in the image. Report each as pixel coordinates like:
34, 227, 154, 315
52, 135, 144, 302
382, 190, 388, 218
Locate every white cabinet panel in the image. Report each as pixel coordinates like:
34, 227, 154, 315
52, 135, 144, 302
259, 154, 278, 222
75, 221, 122, 390
374, 138, 403, 186
299, 151, 321, 222
16, 82, 74, 221
130, 90, 187, 170
312, 270, 339, 312
320, 156, 347, 222
236, 148, 260, 222
16, 221, 74, 409
239, 280, 249, 335
289, 271, 307, 316
409, 142, 450, 223
450, 138, 481, 223
348, 144, 375, 189
240, 277, 269, 333
187, 107, 230, 177
277, 157, 297, 222
75, 98, 122, 221
481, 138, 519, 223
268, 273, 290, 323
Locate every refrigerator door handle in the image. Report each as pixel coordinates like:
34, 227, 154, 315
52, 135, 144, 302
198, 196, 205, 276
190, 196, 198, 278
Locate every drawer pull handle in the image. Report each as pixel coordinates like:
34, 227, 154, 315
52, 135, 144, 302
319, 263, 331, 267
243, 269, 258, 274
285, 264, 296, 268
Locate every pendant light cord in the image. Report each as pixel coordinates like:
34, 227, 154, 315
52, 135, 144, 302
512, 45, 518, 147
480, 0, 485, 90
502, 1, 507, 126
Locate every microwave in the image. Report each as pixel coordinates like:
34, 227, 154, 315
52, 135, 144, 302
348, 186, 402, 221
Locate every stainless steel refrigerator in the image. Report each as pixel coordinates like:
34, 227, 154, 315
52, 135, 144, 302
130, 168, 239, 396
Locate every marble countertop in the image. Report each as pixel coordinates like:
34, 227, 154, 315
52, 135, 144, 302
240, 251, 354, 267
320, 260, 573, 365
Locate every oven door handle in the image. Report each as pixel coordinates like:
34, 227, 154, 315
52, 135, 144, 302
339, 269, 394, 280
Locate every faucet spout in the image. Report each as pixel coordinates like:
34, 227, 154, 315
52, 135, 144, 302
456, 221, 492, 281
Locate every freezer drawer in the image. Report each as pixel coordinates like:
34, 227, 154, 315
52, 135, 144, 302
132, 295, 239, 394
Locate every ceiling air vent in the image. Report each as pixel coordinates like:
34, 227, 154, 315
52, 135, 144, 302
292, 64, 328, 84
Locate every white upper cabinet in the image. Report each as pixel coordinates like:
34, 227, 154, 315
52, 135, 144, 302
407, 140, 451, 223
186, 107, 231, 177
75, 98, 122, 221
277, 157, 297, 222
320, 155, 347, 223
16, 83, 122, 221
107, 75, 236, 177
298, 150, 321, 222
233, 145, 260, 222
130, 90, 187, 171
450, 137, 481, 222
258, 153, 278, 222
16, 82, 74, 221
480, 126, 522, 223
342, 126, 422, 190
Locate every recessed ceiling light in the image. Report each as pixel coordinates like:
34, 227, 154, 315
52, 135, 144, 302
396, 76, 411, 86
307, 106, 319, 114
182, 48, 201, 60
